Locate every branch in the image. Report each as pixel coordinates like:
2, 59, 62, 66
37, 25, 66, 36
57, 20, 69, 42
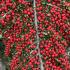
33, 0, 44, 70
0, 10, 11, 19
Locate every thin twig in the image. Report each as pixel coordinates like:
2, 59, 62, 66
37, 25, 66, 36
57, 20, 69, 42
0, 10, 11, 19
33, 0, 44, 70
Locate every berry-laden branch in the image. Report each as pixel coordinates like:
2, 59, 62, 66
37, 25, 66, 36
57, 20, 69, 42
33, 0, 44, 70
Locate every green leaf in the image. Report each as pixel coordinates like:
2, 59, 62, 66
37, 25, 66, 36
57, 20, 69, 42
55, 59, 61, 66
66, 0, 70, 2
44, 35, 51, 40
17, 4, 24, 10
34, 64, 38, 68
46, 16, 50, 21
7, 57, 11, 62
42, 1, 47, 6
61, 36, 65, 40
0, 42, 5, 48
56, 25, 60, 31
0, 41, 5, 56
22, 49, 28, 57
27, 45, 30, 48
46, 6, 51, 13
12, 0, 16, 2
42, 1, 46, 5
0, 23, 2, 29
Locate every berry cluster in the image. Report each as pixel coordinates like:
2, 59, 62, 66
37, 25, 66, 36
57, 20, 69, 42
0, 0, 70, 70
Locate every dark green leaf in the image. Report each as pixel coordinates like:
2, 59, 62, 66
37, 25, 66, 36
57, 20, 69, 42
46, 6, 51, 13
56, 25, 60, 31
61, 36, 65, 40
44, 35, 51, 40
12, 0, 16, 2
46, 16, 50, 21
0, 41, 5, 56
0, 23, 2, 29
55, 59, 61, 66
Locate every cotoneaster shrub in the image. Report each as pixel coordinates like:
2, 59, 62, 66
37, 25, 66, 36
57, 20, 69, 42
0, 0, 70, 70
